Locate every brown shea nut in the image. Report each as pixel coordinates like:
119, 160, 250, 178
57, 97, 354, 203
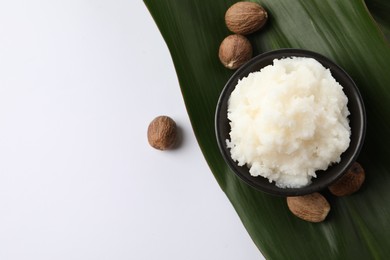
219, 34, 252, 70
287, 192, 330, 223
147, 116, 177, 150
225, 2, 268, 35
328, 162, 365, 196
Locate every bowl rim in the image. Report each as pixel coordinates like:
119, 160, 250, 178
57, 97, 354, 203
215, 48, 366, 196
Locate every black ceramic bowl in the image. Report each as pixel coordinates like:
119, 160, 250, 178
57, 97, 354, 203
215, 49, 366, 196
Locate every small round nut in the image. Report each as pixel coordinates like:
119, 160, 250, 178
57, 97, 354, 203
147, 116, 177, 150
219, 34, 252, 69
287, 192, 330, 223
328, 162, 365, 196
225, 2, 268, 35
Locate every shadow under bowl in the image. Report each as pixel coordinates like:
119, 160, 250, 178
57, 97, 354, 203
215, 49, 366, 196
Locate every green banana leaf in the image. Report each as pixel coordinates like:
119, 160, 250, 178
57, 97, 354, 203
366, 0, 390, 41
143, 0, 390, 258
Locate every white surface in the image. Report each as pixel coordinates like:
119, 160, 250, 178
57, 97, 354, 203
0, 1, 264, 260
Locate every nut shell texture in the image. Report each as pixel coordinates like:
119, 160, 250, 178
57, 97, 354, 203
328, 162, 365, 196
147, 116, 177, 150
287, 193, 330, 223
225, 2, 268, 35
219, 34, 252, 69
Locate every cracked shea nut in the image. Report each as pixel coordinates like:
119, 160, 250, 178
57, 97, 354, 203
225, 2, 268, 35
287, 193, 331, 223
328, 162, 365, 196
147, 116, 177, 150
219, 34, 252, 69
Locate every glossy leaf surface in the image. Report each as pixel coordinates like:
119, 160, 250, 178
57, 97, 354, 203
144, 0, 390, 258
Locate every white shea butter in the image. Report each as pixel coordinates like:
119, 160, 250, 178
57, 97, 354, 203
227, 57, 351, 188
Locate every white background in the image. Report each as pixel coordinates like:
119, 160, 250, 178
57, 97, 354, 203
0, 1, 264, 259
